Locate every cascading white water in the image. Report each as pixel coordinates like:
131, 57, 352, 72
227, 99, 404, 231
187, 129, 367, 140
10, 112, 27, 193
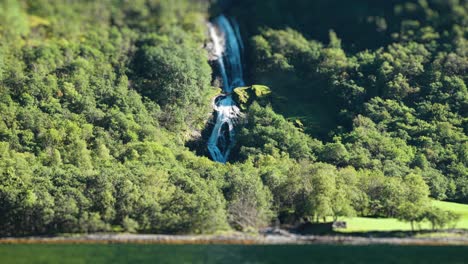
207, 15, 244, 163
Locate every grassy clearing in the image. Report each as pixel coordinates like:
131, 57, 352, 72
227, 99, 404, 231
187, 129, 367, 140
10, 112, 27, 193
336, 201, 468, 233
432, 200, 468, 229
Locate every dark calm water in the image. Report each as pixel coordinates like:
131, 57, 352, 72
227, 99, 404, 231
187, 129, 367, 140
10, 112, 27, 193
0, 244, 467, 264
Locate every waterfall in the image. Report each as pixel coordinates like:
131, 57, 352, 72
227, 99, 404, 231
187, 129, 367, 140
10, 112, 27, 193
207, 15, 244, 163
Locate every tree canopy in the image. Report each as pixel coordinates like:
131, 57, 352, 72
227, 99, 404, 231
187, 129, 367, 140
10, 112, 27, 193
0, 0, 465, 235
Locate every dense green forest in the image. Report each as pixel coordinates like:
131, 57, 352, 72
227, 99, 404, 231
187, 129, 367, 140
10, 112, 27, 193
0, 0, 466, 236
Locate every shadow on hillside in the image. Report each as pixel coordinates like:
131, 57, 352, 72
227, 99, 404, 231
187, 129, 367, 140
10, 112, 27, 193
185, 116, 215, 159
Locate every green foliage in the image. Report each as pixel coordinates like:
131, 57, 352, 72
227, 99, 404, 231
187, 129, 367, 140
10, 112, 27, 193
423, 206, 461, 230
237, 0, 468, 201
132, 35, 213, 131
224, 162, 273, 231
0, 0, 229, 236
232, 85, 270, 109
0, 0, 466, 236
235, 103, 322, 161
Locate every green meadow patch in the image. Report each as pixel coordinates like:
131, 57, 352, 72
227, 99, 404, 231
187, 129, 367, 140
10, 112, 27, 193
337, 201, 468, 233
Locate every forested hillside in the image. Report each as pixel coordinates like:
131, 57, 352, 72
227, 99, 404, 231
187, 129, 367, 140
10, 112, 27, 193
230, 0, 467, 201
0, 0, 466, 236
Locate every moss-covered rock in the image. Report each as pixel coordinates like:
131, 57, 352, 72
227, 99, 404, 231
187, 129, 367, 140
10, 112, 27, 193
233, 85, 271, 109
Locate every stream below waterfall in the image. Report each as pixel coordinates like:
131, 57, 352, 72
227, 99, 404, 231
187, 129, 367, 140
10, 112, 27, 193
207, 15, 245, 163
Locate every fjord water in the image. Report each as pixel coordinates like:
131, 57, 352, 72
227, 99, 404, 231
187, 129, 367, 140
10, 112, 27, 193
1, 244, 467, 264
207, 15, 245, 163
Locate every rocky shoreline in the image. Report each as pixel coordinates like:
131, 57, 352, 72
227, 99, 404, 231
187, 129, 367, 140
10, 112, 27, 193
1, 232, 468, 246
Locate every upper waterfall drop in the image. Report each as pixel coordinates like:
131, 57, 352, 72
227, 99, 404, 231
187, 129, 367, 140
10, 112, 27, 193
214, 16, 245, 92
207, 15, 245, 163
